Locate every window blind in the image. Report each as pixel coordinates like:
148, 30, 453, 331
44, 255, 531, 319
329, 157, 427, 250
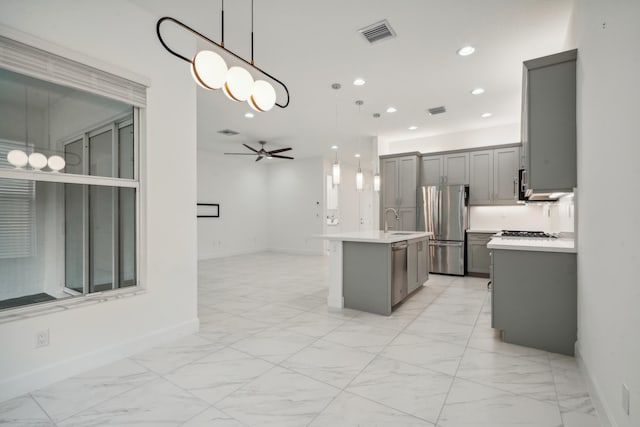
0, 142, 35, 259
0, 35, 147, 108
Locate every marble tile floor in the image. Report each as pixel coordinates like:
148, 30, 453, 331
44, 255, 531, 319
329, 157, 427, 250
0, 252, 602, 426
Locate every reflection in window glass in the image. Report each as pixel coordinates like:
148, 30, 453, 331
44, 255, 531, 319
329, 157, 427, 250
119, 123, 134, 179
119, 188, 136, 287
90, 130, 113, 178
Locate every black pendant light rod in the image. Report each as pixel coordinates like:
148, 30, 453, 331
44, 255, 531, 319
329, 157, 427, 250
156, 16, 290, 108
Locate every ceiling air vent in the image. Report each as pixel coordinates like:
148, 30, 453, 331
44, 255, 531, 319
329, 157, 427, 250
358, 19, 396, 44
218, 129, 239, 136
428, 106, 447, 116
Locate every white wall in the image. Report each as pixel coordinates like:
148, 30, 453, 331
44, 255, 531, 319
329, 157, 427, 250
266, 156, 325, 254
573, 2, 640, 427
0, 0, 198, 401
197, 150, 269, 259
379, 123, 520, 155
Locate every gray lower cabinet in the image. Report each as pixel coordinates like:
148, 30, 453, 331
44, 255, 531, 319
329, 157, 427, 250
343, 238, 427, 316
466, 232, 493, 276
491, 249, 577, 355
407, 237, 429, 294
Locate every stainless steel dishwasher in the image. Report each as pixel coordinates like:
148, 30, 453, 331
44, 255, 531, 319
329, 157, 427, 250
391, 241, 408, 306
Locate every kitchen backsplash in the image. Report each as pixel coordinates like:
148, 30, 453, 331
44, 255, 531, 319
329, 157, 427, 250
469, 195, 575, 233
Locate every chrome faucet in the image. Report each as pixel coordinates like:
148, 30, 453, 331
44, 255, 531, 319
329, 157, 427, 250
384, 208, 399, 233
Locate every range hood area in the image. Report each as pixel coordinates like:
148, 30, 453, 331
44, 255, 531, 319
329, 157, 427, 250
519, 49, 577, 203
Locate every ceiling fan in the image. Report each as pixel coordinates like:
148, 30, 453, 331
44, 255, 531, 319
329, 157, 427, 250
224, 141, 294, 162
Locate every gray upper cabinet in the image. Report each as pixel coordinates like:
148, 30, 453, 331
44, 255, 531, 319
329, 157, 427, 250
443, 153, 469, 185
522, 49, 577, 193
380, 154, 419, 231
469, 147, 520, 205
421, 155, 443, 186
469, 150, 493, 205
493, 147, 520, 204
421, 153, 468, 186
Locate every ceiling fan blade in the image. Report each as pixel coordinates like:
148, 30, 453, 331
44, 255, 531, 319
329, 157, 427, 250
224, 153, 257, 155
255, 156, 264, 162
243, 143, 259, 153
267, 147, 292, 154
270, 154, 294, 160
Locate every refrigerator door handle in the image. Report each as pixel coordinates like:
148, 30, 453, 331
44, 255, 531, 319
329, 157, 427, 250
438, 189, 442, 238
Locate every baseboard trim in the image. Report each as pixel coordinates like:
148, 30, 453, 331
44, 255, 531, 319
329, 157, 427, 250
575, 342, 616, 427
0, 318, 199, 403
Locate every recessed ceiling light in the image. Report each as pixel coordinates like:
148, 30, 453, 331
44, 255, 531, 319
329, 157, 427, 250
471, 88, 485, 95
457, 45, 475, 56
244, 112, 254, 118
386, 106, 397, 113
481, 112, 492, 118
408, 126, 418, 130
355, 153, 361, 158
353, 78, 365, 86
331, 145, 339, 150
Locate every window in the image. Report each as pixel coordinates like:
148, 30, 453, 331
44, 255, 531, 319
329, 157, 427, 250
0, 40, 145, 311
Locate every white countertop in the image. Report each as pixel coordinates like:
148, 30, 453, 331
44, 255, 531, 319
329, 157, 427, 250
487, 236, 576, 253
319, 230, 432, 244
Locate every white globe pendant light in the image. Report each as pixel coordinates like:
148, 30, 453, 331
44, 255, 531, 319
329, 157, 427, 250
7, 149, 28, 168
191, 50, 228, 90
249, 80, 277, 112
224, 66, 254, 102
28, 152, 47, 170
47, 155, 66, 172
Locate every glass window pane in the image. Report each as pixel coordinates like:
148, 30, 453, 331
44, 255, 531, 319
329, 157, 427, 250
118, 124, 134, 179
64, 139, 84, 174
89, 186, 113, 292
64, 183, 84, 293
119, 188, 136, 287
89, 130, 113, 178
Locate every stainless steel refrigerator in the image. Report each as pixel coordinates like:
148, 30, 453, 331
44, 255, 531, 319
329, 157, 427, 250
418, 185, 468, 275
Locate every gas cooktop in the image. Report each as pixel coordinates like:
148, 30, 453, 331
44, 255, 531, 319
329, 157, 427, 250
500, 230, 558, 239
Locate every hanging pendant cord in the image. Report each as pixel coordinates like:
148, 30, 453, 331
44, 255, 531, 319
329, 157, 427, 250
251, 0, 254, 65
221, 0, 225, 47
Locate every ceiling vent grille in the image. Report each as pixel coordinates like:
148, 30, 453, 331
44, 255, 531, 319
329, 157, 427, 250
218, 129, 239, 136
428, 106, 447, 116
358, 19, 396, 44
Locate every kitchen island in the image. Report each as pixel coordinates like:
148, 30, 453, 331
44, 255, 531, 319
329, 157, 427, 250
319, 231, 432, 315
488, 235, 577, 355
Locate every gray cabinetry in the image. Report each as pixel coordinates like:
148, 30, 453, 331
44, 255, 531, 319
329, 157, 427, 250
444, 153, 469, 185
469, 150, 493, 205
492, 248, 577, 355
422, 153, 469, 186
522, 49, 577, 194
466, 232, 493, 276
421, 155, 442, 186
469, 147, 520, 205
381, 153, 419, 231
407, 237, 429, 294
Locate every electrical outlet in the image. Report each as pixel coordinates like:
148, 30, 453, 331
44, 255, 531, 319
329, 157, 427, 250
622, 383, 630, 415
36, 329, 50, 348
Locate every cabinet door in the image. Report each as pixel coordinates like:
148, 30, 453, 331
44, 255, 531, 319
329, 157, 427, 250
421, 155, 443, 186
407, 241, 419, 294
398, 208, 416, 231
381, 158, 398, 207
444, 153, 469, 184
417, 239, 428, 284
397, 156, 417, 207
493, 147, 520, 204
469, 150, 493, 205
467, 234, 492, 274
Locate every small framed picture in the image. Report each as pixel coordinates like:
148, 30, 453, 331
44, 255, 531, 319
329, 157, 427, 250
197, 203, 219, 218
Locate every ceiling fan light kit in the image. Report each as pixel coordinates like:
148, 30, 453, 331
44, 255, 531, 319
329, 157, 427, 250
156, 0, 289, 111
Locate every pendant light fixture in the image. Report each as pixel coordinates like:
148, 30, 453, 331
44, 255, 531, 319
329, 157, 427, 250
156, 0, 289, 111
331, 83, 341, 185
355, 100, 364, 192
373, 112, 381, 191
355, 154, 364, 192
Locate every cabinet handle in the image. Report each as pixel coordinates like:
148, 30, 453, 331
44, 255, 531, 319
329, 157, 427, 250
513, 177, 517, 197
